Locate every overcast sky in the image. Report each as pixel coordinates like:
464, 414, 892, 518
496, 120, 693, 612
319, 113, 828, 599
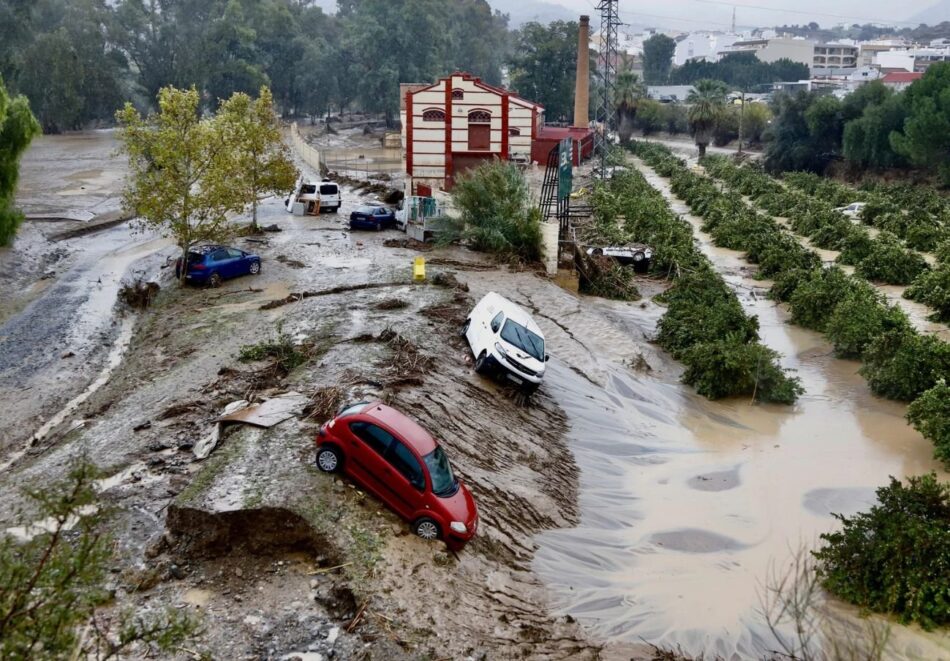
535, 0, 944, 31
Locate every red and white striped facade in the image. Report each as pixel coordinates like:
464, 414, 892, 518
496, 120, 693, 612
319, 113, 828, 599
400, 72, 544, 194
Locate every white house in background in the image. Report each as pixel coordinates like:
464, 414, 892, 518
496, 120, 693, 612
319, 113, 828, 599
399, 72, 543, 196
877, 47, 950, 72
881, 71, 924, 91
674, 32, 741, 65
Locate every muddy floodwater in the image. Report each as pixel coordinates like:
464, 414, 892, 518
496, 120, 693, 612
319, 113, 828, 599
523, 162, 950, 659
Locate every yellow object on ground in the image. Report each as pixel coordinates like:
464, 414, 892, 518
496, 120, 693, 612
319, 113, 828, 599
413, 256, 426, 281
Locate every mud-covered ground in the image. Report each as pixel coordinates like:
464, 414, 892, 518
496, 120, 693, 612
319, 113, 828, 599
0, 134, 611, 659
3, 132, 949, 661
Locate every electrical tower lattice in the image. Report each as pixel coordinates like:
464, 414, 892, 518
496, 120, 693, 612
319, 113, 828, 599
596, 0, 620, 175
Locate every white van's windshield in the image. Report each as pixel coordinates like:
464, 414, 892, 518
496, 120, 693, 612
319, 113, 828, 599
500, 320, 544, 361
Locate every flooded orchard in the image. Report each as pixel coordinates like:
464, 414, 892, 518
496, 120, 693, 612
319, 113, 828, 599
2, 131, 948, 660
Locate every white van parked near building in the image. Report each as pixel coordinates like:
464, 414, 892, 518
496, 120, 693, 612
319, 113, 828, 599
461, 292, 548, 391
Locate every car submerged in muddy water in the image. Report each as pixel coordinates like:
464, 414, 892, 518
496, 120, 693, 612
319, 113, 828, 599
461, 292, 548, 392
315, 401, 478, 550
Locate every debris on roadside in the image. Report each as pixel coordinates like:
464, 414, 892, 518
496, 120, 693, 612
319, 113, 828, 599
262, 224, 283, 233
372, 298, 409, 311
120, 279, 161, 309
194, 392, 307, 459
302, 387, 344, 423
276, 255, 307, 269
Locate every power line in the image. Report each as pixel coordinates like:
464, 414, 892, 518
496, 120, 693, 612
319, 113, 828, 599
689, 0, 926, 26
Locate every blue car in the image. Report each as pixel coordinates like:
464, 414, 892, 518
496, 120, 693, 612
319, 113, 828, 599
349, 205, 396, 231
175, 245, 262, 287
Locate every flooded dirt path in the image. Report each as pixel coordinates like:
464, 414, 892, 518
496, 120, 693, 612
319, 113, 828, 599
0, 130, 176, 457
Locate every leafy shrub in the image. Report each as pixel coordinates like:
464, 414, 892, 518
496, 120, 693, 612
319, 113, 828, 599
905, 264, 950, 322
855, 231, 929, 285
634, 99, 665, 135
655, 268, 759, 358
446, 160, 543, 262
813, 473, 950, 629
239, 325, 309, 372
825, 291, 910, 359
907, 381, 950, 466
769, 267, 813, 302
681, 338, 803, 403
860, 329, 950, 400
936, 238, 950, 265
788, 266, 862, 331
903, 216, 944, 252
836, 228, 875, 265
579, 256, 641, 301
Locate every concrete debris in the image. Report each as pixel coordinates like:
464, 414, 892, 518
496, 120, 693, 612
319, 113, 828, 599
194, 393, 307, 459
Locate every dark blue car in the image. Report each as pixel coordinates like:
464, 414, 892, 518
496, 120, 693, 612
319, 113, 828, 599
349, 205, 396, 231
175, 245, 261, 287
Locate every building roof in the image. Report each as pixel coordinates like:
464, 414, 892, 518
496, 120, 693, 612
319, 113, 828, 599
882, 71, 924, 83
404, 72, 544, 112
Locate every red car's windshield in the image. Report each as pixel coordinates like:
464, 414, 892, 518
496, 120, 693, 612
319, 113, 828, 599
423, 446, 457, 497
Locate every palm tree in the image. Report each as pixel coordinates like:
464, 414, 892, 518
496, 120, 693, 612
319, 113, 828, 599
614, 70, 646, 145
687, 79, 728, 158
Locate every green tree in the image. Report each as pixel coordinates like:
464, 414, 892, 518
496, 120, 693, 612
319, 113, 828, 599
445, 159, 543, 263
642, 34, 675, 84
687, 79, 727, 158
907, 381, 950, 466
218, 86, 298, 229
669, 52, 808, 87
891, 62, 950, 184
634, 99, 665, 135
765, 91, 833, 173
741, 102, 772, 143
204, 0, 268, 105
0, 75, 41, 246
117, 86, 244, 286
614, 70, 646, 143
804, 94, 844, 161
0, 459, 199, 657
814, 473, 950, 628
509, 20, 581, 123
843, 93, 908, 170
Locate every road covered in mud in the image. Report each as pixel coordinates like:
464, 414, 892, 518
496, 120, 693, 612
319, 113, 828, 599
1, 131, 948, 660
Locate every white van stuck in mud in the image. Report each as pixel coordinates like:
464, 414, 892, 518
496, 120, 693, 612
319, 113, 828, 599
286, 178, 341, 214
461, 292, 548, 391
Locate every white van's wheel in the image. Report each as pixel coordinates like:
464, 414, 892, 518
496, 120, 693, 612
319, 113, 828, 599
474, 351, 491, 374
459, 319, 470, 338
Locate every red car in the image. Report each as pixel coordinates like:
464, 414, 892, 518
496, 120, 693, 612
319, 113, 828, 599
315, 401, 478, 550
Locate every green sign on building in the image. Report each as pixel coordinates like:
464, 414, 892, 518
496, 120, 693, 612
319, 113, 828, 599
557, 137, 573, 200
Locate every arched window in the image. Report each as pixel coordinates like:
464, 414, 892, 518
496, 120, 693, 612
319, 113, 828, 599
508, 127, 521, 136
468, 110, 491, 123
421, 108, 445, 122
451, 89, 464, 100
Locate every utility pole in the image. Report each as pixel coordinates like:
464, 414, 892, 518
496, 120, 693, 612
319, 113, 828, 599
595, 0, 620, 176
737, 90, 745, 154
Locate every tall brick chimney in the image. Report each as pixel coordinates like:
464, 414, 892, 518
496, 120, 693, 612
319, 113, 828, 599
573, 15, 590, 128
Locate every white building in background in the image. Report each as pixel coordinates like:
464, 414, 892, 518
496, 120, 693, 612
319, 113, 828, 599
876, 46, 950, 72
674, 32, 742, 65
718, 37, 815, 68
813, 42, 859, 70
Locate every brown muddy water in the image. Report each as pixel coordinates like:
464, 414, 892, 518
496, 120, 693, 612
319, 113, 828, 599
518, 161, 950, 659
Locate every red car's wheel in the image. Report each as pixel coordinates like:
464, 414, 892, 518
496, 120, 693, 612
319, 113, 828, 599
316, 446, 342, 473
413, 517, 440, 541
